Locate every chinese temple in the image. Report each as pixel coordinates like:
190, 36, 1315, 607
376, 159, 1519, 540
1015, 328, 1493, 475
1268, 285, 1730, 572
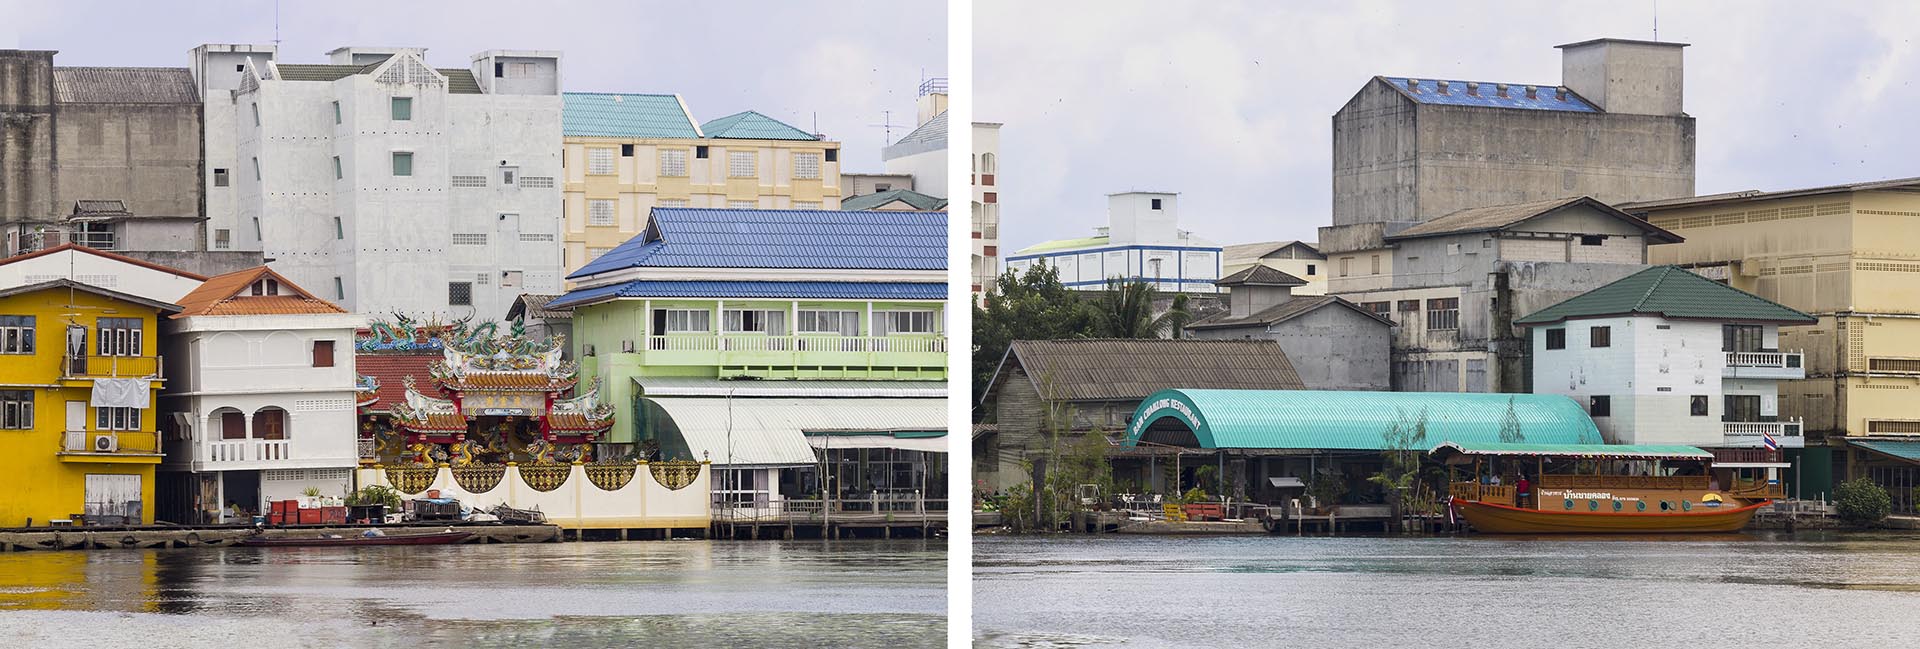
356, 316, 613, 466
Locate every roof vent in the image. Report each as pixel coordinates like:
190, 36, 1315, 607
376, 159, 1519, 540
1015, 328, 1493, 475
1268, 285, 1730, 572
1496, 83, 1508, 98
1555, 87, 1567, 101
1407, 79, 1421, 93
1436, 80, 1450, 95
1466, 82, 1479, 97
612, 95, 623, 102
1524, 85, 1537, 99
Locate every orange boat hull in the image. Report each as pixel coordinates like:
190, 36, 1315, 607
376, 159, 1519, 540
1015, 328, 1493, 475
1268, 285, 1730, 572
1454, 499, 1769, 534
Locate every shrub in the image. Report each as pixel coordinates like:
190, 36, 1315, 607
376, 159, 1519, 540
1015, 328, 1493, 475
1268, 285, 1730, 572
1836, 477, 1891, 525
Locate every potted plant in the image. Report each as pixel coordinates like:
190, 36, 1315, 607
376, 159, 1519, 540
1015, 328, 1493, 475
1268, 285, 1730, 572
1306, 469, 1348, 516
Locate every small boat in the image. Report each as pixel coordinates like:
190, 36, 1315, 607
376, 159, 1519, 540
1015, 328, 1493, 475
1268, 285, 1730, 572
235, 529, 472, 547
1433, 441, 1781, 534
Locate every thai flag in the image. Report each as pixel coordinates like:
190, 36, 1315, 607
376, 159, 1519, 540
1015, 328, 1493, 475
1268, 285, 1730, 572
1762, 430, 1780, 451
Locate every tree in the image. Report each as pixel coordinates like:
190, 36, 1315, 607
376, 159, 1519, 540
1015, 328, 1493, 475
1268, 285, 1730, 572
1089, 278, 1185, 338
973, 264, 1096, 404
1498, 396, 1526, 443
1836, 477, 1891, 526
1369, 407, 1431, 534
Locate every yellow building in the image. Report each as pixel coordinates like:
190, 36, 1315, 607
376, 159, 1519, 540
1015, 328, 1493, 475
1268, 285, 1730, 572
560, 93, 840, 275
0, 279, 176, 526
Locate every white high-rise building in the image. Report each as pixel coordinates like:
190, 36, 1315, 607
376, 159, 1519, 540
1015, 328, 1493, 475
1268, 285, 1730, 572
190, 44, 564, 320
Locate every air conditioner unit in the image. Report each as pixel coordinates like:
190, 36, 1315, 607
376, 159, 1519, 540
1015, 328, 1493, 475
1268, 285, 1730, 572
583, 344, 596, 357
621, 340, 636, 353
92, 433, 117, 452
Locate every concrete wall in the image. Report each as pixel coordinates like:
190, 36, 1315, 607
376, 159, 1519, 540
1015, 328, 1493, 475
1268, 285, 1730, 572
1186, 306, 1391, 391
0, 50, 57, 235
356, 462, 712, 530
52, 103, 202, 219
114, 249, 265, 278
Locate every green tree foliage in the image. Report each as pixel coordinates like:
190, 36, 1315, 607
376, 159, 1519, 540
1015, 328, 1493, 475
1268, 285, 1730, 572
1001, 402, 1115, 532
1369, 408, 1433, 533
973, 265, 1096, 403
1836, 477, 1891, 525
1089, 278, 1185, 338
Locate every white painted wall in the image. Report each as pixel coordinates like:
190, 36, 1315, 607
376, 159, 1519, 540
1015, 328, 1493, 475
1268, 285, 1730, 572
165, 313, 363, 472
1533, 316, 1722, 446
0, 249, 205, 302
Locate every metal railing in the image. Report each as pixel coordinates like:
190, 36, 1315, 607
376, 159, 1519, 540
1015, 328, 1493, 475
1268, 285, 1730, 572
62, 355, 161, 379
643, 335, 947, 354
60, 430, 159, 454
918, 77, 948, 96
1725, 420, 1803, 437
710, 494, 946, 521
1726, 351, 1802, 369
358, 438, 377, 459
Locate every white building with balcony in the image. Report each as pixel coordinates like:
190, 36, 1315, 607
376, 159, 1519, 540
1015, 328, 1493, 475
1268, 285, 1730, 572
1519, 266, 1817, 462
1004, 192, 1222, 293
159, 267, 362, 523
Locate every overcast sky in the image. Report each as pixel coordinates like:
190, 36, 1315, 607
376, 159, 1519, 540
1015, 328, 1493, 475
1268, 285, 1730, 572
977, 0, 1920, 252
3, 0, 945, 171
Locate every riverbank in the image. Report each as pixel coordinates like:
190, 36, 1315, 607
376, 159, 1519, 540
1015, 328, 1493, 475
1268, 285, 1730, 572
0, 523, 561, 552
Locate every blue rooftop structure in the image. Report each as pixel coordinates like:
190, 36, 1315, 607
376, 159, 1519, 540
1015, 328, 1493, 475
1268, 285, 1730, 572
1382, 77, 1601, 113
549, 280, 943, 309
700, 111, 817, 140
566, 207, 947, 279
562, 93, 702, 138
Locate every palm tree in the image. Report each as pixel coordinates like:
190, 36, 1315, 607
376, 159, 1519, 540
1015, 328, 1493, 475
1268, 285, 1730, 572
1090, 278, 1186, 338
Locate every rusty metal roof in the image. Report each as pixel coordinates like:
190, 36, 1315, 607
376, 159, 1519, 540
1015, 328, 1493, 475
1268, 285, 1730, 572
53, 67, 197, 103
991, 339, 1305, 403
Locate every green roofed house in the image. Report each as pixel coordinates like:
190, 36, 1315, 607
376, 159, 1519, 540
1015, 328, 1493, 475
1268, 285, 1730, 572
841, 189, 948, 213
1518, 265, 1818, 496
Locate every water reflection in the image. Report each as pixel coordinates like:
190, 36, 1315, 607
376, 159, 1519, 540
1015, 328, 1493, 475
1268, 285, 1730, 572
0, 539, 944, 648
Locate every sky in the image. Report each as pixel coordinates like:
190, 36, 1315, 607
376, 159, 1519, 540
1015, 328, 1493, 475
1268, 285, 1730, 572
2, 0, 946, 171
977, 0, 1920, 252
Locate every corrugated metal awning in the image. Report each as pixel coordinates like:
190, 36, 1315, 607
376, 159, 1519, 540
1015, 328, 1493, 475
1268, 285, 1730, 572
808, 432, 947, 453
645, 396, 946, 467
636, 377, 946, 398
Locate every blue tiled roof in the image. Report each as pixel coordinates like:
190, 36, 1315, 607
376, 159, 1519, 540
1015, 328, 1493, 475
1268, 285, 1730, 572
549, 280, 945, 309
563, 93, 701, 138
700, 111, 817, 140
1383, 77, 1600, 112
567, 208, 947, 279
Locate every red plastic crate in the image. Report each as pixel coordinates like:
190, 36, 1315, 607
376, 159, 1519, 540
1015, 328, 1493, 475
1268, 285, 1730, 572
321, 507, 347, 525
297, 509, 322, 525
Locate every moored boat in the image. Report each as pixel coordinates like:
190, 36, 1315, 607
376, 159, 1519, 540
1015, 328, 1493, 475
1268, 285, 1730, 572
235, 529, 472, 547
1432, 441, 1778, 534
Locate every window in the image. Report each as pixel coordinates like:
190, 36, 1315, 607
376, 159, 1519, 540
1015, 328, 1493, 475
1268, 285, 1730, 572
391, 152, 412, 176
1150, 198, 1163, 210
1590, 326, 1611, 348
1361, 302, 1390, 317
502, 270, 522, 288
333, 217, 344, 240
729, 200, 757, 209
588, 199, 616, 226
214, 229, 231, 250
874, 183, 892, 192
1339, 257, 1351, 277
1306, 264, 1316, 276
452, 175, 487, 187
312, 340, 335, 367
722, 309, 787, 334
333, 277, 344, 300
249, 279, 279, 296
451, 233, 488, 245
494, 62, 504, 78
1580, 235, 1605, 246
96, 318, 142, 357
251, 103, 260, 126
621, 144, 634, 157
1425, 298, 1459, 331
0, 316, 34, 354
1483, 238, 1492, 249
1397, 300, 1420, 313
1690, 395, 1710, 416
660, 149, 688, 177
587, 148, 615, 174
794, 152, 821, 180
1370, 254, 1381, 274
794, 201, 821, 209
1545, 328, 1566, 350
213, 168, 229, 187
448, 282, 472, 306
660, 309, 711, 333
501, 167, 517, 185
0, 390, 31, 429
251, 156, 261, 180
658, 198, 689, 208
391, 97, 412, 121
332, 101, 341, 124
221, 411, 245, 440
797, 310, 860, 335
696, 145, 709, 159
333, 156, 343, 179
728, 151, 756, 178
1590, 396, 1611, 418
877, 310, 935, 334
96, 406, 140, 431
1723, 324, 1764, 353
824, 149, 837, 163
1725, 395, 1761, 422
587, 247, 612, 260
253, 408, 286, 440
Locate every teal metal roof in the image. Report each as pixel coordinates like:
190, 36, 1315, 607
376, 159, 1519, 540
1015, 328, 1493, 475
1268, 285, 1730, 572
1516, 265, 1816, 326
1851, 440, 1920, 462
562, 93, 700, 138
701, 110, 817, 140
1125, 389, 1602, 450
1431, 441, 1711, 460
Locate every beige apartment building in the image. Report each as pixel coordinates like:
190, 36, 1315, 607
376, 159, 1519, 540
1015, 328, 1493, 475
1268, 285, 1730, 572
560, 93, 840, 274
972, 122, 1001, 295
1622, 178, 1920, 446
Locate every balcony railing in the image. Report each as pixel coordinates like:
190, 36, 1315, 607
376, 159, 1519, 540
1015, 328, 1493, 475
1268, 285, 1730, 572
62, 355, 162, 379
60, 430, 160, 455
1724, 420, 1805, 448
203, 439, 291, 464
638, 335, 947, 357
1726, 351, 1802, 369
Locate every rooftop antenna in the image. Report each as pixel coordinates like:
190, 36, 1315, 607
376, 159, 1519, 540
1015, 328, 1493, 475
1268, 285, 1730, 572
868, 110, 908, 143
1653, 0, 1659, 41
274, 0, 282, 47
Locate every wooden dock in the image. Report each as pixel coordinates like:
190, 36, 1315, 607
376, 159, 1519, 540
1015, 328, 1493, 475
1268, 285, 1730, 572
0, 523, 561, 552
710, 498, 947, 540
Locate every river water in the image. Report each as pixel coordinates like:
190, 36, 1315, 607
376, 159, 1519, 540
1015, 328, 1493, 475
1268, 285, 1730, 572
0, 539, 945, 648
975, 532, 1920, 648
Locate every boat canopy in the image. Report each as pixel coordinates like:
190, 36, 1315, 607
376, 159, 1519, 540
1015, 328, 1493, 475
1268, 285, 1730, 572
1429, 441, 1713, 464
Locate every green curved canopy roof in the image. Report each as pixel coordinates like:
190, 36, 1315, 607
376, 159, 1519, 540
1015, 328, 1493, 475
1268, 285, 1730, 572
1125, 389, 1602, 450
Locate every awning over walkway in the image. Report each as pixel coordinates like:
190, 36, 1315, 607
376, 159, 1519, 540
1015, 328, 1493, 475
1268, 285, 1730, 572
1125, 389, 1602, 450
643, 396, 946, 467
635, 377, 945, 398
1850, 439, 1920, 464
807, 431, 947, 453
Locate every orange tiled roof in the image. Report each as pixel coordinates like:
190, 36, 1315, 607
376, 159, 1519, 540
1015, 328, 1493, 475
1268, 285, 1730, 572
447, 371, 576, 391
548, 412, 612, 432
172, 266, 348, 318
398, 411, 469, 431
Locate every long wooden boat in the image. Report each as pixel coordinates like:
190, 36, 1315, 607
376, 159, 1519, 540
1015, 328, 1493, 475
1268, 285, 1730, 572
235, 530, 472, 547
1433, 441, 1786, 535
